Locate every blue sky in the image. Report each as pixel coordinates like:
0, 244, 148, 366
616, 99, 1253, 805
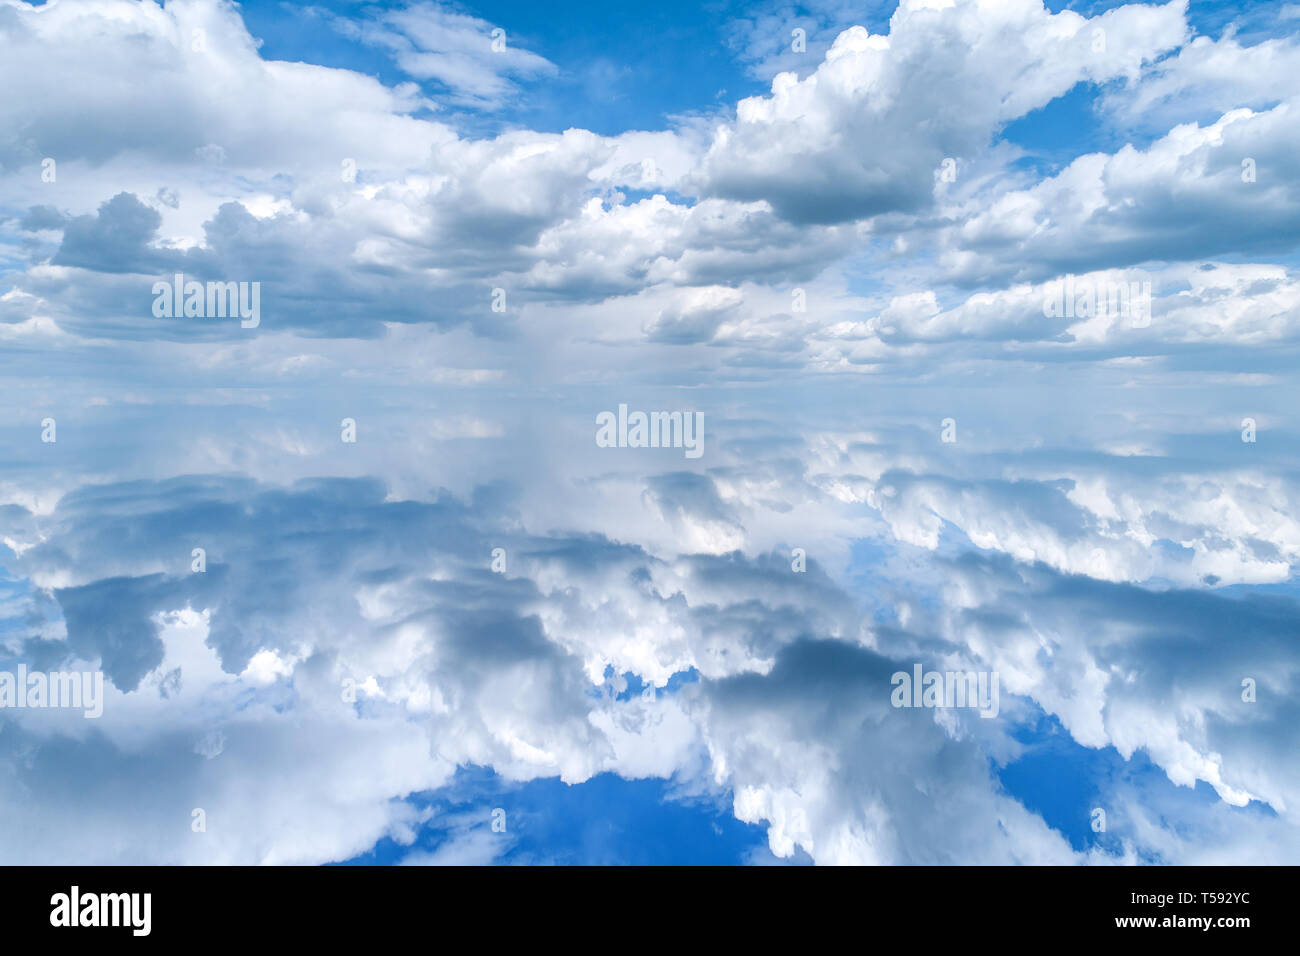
1, 0, 1299, 865
335, 766, 779, 865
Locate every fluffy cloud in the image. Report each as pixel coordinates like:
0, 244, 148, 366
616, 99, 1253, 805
936, 101, 1300, 283
698, 0, 1187, 224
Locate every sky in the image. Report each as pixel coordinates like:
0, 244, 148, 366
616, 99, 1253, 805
0, 0, 1298, 865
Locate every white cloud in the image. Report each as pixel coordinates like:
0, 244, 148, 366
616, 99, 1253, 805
336, 1, 557, 108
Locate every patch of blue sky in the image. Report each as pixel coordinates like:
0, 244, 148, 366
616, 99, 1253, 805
239, 0, 766, 135
333, 764, 777, 865
1000, 710, 1279, 858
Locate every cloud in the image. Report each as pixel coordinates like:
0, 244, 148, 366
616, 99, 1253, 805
697, 0, 1188, 224
925, 552, 1300, 823
0, 0, 444, 173
335, 1, 558, 109
644, 286, 744, 344
936, 101, 1300, 283
51, 193, 167, 273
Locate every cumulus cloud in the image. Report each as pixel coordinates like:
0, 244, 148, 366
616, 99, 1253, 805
935, 101, 1300, 284
697, 0, 1187, 224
